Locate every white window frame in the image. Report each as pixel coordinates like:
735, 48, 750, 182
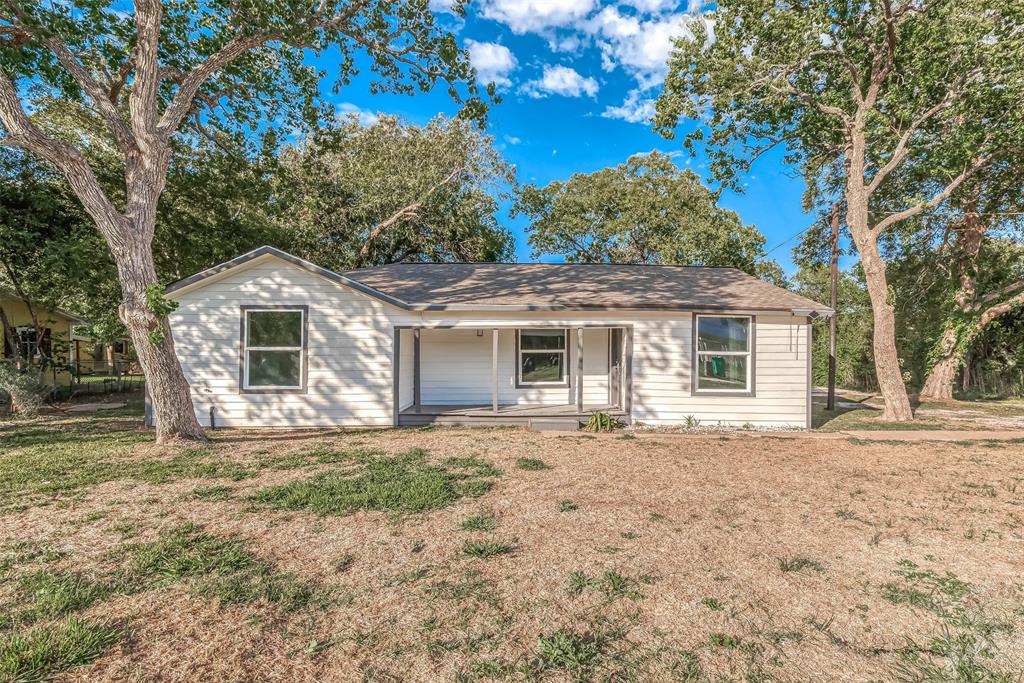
241, 307, 307, 392
516, 328, 569, 387
694, 314, 754, 395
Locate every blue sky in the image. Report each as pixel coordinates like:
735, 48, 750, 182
328, 0, 815, 275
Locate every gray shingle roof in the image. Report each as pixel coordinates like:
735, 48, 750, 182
166, 247, 831, 314
345, 262, 830, 313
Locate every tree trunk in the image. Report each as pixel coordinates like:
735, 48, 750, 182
920, 325, 960, 401
919, 199, 982, 401
111, 237, 206, 442
858, 238, 914, 420
843, 120, 913, 422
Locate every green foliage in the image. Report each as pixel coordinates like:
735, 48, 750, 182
584, 411, 620, 433
462, 539, 514, 559
0, 617, 122, 682
276, 114, 515, 270
515, 151, 780, 279
252, 449, 499, 516
143, 284, 179, 346
126, 524, 337, 612
0, 364, 49, 418
515, 457, 551, 471
460, 514, 497, 532
778, 556, 825, 574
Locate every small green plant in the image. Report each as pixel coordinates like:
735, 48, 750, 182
143, 284, 179, 346
701, 597, 723, 611
709, 632, 739, 649
558, 500, 578, 512
778, 556, 825, 573
461, 514, 497, 531
516, 457, 551, 471
333, 554, 355, 573
463, 540, 514, 559
584, 411, 619, 432
683, 415, 701, 429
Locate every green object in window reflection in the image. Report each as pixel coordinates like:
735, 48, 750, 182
711, 356, 726, 377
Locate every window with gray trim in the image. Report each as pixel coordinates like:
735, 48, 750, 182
517, 329, 568, 386
242, 309, 306, 389
695, 315, 752, 392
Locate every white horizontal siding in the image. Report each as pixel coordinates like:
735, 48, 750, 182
418, 327, 610, 406
170, 255, 812, 428
170, 257, 411, 428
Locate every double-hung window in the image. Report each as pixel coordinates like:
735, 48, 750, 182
241, 307, 307, 391
517, 329, 568, 386
694, 315, 753, 394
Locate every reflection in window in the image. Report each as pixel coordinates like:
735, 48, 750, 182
243, 309, 305, 389
518, 329, 567, 385
696, 316, 751, 392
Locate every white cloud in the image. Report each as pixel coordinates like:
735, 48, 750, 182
588, 7, 700, 90
335, 102, 379, 127
428, 0, 456, 13
479, 0, 597, 34
523, 64, 599, 98
465, 39, 518, 88
503, 134, 522, 145
600, 88, 656, 124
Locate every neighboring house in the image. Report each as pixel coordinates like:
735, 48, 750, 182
162, 246, 832, 430
0, 292, 83, 386
70, 328, 136, 376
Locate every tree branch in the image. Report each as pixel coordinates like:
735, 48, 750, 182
871, 156, 990, 234
865, 71, 978, 194
157, 32, 277, 136
974, 280, 1024, 310
0, 69, 127, 235
4, 7, 136, 152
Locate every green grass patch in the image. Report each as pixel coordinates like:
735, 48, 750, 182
558, 500, 578, 512
567, 569, 646, 601
462, 540, 514, 559
709, 632, 740, 649
4, 571, 115, 628
252, 449, 500, 516
461, 514, 497, 532
701, 597, 723, 611
189, 485, 235, 501
124, 524, 335, 612
0, 616, 122, 682
778, 556, 825, 573
516, 457, 551, 471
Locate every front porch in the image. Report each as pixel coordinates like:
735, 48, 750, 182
393, 325, 633, 427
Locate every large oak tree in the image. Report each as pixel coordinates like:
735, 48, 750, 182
515, 151, 782, 281
0, 0, 486, 441
654, 0, 1024, 420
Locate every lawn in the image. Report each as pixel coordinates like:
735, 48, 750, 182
1, 407, 1023, 681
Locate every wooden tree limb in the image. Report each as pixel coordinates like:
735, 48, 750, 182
865, 78, 975, 194
158, 32, 277, 136
0, 69, 127, 234
2, 7, 137, 152
871, 156, 989, 234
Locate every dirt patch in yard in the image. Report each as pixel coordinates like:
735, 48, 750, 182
1, 418, 1023, 681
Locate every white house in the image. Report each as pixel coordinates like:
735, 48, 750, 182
160, 246, 831, 430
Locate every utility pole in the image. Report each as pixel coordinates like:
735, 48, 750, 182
827, 203, 840, 411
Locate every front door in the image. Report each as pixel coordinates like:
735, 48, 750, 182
608, 328, 623, 408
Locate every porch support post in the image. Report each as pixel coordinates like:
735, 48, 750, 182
575, 327, 584, 412
623, 326, 633, 416
491, 328, 499, 414
413, 328, 421, 409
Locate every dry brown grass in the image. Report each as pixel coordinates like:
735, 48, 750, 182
2, 420, 1023, 682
